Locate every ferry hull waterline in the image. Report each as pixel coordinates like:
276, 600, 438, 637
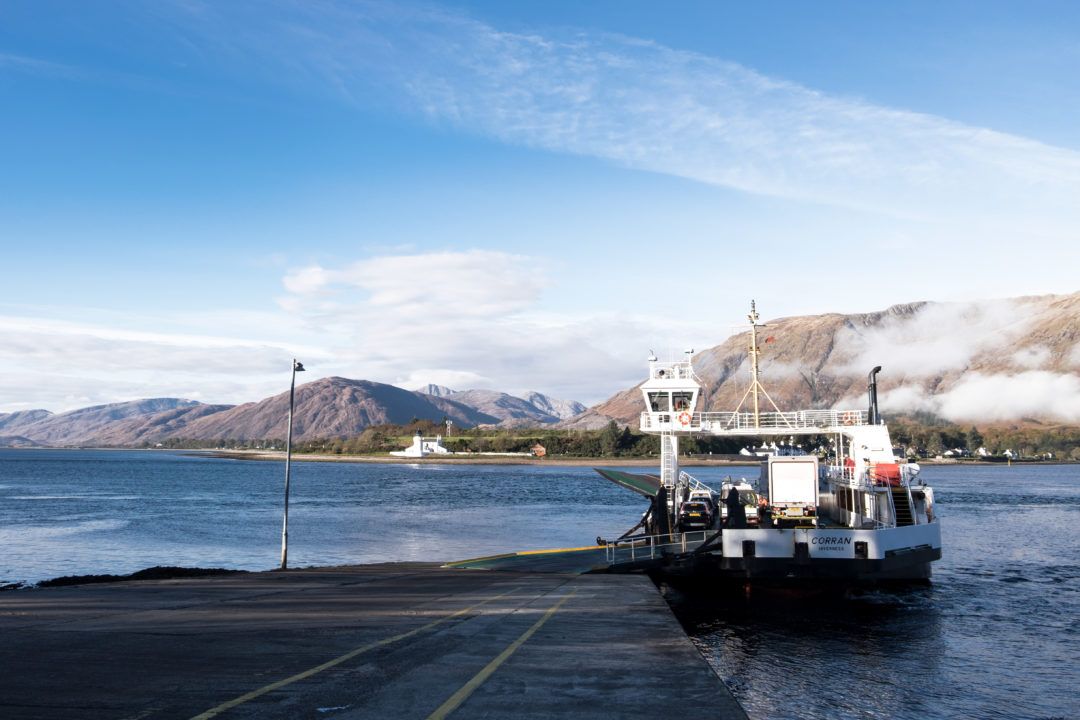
595, 301, 942, 585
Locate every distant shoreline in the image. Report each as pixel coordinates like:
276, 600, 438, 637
200, 449, 1071, 466
203, 450, 709, 466
1, 446, 1069, 466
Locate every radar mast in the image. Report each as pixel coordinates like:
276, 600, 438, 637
730, 300, 787, 428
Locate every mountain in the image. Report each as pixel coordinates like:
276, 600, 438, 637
565, 292, 1080, 429
157, 377, 499, 442
0, 380, 577, 447
0, 409, 53, 435
417, 384, 456, 398
4, 399, 203, 446
0, 435, 39, 448
415, 386, 586, 426
416, 388, 558, 427
521, 391, 587, 420
88, 404, 236, 446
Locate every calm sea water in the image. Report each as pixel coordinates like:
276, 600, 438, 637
0, 448, 664, 584
2, 450, 1077, 719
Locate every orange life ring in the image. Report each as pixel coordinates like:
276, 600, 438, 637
678, 411, 692, 426
842, 412, 855, 425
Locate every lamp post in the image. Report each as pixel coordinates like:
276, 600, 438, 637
281, 358, 305, 570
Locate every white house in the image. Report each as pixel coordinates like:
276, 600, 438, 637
390, 432, 452, 458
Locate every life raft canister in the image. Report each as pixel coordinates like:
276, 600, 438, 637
870, 463, 902, 487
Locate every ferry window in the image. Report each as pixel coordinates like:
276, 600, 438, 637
672, 392, 693, 411
648, 392, 670, 411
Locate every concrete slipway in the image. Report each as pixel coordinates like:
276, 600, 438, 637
0, 563, 747, 720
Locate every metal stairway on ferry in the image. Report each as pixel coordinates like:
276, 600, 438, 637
891, 486, 915, 527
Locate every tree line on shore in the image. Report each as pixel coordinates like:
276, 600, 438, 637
145, 415, 1080, 461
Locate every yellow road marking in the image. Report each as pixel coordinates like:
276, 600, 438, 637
189, 587, 521, 720
445, 545, 601, 567
442, 552, 517, 567
425, 589, 578, 720
515, 545, 601, 556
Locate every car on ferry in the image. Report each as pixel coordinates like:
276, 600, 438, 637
720, 481, 762, 526
678, 501, 714, 530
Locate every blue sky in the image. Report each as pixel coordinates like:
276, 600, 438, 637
2, 0, 1079, 412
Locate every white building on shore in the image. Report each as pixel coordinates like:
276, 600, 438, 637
389, 432, 452, 458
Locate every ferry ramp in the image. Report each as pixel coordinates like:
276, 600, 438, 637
445, 533, 711, 575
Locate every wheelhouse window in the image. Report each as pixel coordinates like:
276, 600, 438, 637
647, 392, 670, 411
672, 392, 693, 412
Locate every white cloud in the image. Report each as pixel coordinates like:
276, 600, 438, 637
396, 18, 1080, 234
875, 371, 1080, 423
823, 297, 1080, 422
937, 371, 1080, 422
270, 249, 700, 404
282, 265, 333, 294
164, 2, 1080, 239
0, 314, 330, 412
1009, 346, 1051, 369
834, 300, 1028, 377
138, 1, 1080, 320
877, 385, 937, 415
397, 369, 489, 393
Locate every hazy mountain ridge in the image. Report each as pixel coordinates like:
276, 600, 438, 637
520, 391, 587, 420
2, 379, 566, 446
414, 386, 586, 424
0, 399, 202, 446
0, 409, 53, 435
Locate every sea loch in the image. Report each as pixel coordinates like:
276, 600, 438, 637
2, 450, 1077, 719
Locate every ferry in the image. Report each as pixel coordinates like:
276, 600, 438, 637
596, 302, 942, 583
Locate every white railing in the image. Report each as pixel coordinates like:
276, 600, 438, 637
823, 464, 877, 491
603, 530, 711, 565
679, 470, 717, 497
640, 409, 868, 435
822, 462, 920, 491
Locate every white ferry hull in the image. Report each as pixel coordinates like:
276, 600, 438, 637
663, 523, 942, 582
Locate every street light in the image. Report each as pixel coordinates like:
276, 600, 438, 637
281, 358, 305, 570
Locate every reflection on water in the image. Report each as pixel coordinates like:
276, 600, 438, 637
665, 581, 945, 720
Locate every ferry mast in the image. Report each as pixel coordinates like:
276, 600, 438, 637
730, 300, 787, 429
749, 301, 763, 425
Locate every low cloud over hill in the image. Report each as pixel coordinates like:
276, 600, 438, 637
567, 292, 1080, 428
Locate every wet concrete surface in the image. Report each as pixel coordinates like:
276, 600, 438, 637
0, 563, 746, 719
